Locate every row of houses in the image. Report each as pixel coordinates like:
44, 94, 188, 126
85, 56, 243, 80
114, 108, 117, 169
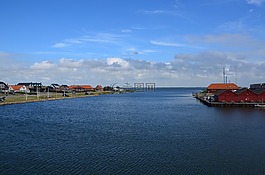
0, 81, 104, 94
207, 83, 265, 103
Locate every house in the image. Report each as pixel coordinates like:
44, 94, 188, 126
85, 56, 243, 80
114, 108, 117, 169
60, 85, 70, 92
95, 85, 103, 91
0, 81, 9, 93
207, 83, 239, 93
46, 83, 61, 92
17, 82, 44, 92
69, 85, 95, 92
81, 85, 94, 91
235, 88, 257, 103
51, 83, 60, 89
9, 85, 30, 93
215, 89, 238, 103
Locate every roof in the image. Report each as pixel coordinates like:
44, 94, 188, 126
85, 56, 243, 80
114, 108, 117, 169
235, 88, 257, 95
69, 85, 94, 89
81, 85, 94, 89
252, 89, 265, 95
18, 82, 42, 86
95, 85, 103, 89
207, 83, 239, 90
9, 85, 25, 91
214, 89, 227, 96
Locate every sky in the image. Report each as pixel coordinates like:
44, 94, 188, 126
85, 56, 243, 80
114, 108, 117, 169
0, 0, 265, 87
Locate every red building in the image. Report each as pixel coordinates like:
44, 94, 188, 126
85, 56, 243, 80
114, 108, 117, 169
69, 85, 95, 92
215, 89, 238, 102
235, 88, 257, 102
253, 89, 265, 103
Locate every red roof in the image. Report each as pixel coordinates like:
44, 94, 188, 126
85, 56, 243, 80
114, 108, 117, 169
81, 85, 94, 89
207, 83, 239, 90
69, 85, 94, 89
9, 85, 24, 91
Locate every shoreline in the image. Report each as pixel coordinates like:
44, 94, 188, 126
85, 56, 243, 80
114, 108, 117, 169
0, 91, 113, 106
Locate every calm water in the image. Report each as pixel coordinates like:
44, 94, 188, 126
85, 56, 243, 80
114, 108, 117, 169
1, 88, 265, 174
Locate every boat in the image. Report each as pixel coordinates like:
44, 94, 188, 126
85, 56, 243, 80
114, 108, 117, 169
254, 104, 265, 108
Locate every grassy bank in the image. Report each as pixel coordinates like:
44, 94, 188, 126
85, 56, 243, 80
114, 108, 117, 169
0, 91, 113, 105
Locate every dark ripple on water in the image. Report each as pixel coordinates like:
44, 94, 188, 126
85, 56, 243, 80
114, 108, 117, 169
1, 88, 265, 174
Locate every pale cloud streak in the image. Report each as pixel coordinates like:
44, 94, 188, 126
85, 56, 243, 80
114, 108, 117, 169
246, 0, 265, 6
52, 32, 126, 49
138, 10, 177, 15
150, 40, 187, 47
52, 43, 68, 48
150, 40, 203, 49
187, 33, 265, 53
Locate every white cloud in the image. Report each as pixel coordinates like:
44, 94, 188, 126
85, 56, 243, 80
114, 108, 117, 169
150, 40, 186, 47
246, 0, 265, 6
30, 61, 55, 70
107, 57, 130, 69
58, 58, 86, 70
52, 43, 68, 48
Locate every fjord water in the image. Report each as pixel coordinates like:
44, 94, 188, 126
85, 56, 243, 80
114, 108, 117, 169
1, 88, 265, 174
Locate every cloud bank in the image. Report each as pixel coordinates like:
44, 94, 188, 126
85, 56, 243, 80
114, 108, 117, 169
1, 51, 264, 87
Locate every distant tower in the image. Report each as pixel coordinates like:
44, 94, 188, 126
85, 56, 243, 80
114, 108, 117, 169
235, 65, 237, 84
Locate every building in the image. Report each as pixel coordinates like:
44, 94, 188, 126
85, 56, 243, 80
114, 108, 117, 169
69, 85, 95, 92
235, 88, 257, 102
60, 85, 70, 92
17, 82, 44, 92
0, 81, 9, 93
250, 83, 265, 90
95, 85, 103, 91
207, 83, 239, 93
9, 85, 30, 93
253, 89, 265, 103
215, 89, 238, 103
214, 88, 265, 103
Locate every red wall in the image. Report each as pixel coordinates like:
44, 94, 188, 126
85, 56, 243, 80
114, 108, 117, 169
257, 91, 265, 103
237, 89, 257, 102
217, 90, 238, 102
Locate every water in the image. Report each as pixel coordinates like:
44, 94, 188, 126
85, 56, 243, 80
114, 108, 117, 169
1, 88, 265, 174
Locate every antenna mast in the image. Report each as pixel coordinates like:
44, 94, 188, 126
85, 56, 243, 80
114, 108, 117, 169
223, 68, 226, 84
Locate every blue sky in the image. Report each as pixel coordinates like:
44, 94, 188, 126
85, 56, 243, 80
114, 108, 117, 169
1, 0, 265, 87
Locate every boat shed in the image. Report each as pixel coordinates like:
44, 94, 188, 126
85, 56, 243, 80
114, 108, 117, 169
215, 89, 238, 103
235, 88, 257, 103
252, 89, 265, 103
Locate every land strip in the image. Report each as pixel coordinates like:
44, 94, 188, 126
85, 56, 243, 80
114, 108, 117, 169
0, 91, 112, 106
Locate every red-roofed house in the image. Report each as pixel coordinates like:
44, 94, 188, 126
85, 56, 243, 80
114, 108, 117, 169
95, 85, 103, 91
69, 85, 95, 92
9, 85, 30, 93
207, 83, 239, 93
